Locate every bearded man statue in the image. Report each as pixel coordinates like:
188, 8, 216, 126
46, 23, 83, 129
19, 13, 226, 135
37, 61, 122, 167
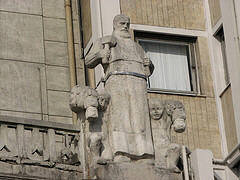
85, 14, 154, 162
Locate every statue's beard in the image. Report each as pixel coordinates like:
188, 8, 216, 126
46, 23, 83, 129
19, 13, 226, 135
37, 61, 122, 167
114, 30, 131, 38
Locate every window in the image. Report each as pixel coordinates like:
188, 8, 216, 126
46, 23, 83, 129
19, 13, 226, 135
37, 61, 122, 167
135, 32, 198, 93
215, 27, 230, 86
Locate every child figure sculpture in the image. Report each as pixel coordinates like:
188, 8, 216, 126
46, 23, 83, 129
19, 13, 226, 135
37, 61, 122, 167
149, 99, 186, 172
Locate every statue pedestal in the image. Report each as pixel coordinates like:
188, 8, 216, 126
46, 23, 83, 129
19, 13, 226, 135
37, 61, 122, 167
95, 162, 183, 180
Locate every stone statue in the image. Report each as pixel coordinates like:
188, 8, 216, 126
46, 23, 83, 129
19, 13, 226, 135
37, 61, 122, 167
88, 90, 112, 166
85, 14, 154, 162
149, 99, 186, 172
69, 85, 99, 121
96, 91, 112, 162
69, 14, 188, 180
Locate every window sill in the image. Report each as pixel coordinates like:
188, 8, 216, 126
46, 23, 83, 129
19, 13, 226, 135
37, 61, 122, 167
147, 88, 206, 97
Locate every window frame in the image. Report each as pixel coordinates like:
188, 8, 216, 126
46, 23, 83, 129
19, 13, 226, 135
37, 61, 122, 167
214, 27, 230, 86
134, 31, 199, 94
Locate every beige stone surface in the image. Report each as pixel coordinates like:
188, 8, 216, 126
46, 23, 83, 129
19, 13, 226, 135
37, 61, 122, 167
73, 20, 80, 44
47, 66, 70, 91
120, 0, 205, 30
48, 115, 72, 124
76, 68, 85, 85
42, 0, 65, 19
0, 110, 43, 121
0, 60, 46, 113
45, 41, 69, 66
197, 37, 215, 97
45, 41, 83, 68
208, 0, 222, 27
0, 0, 42, 15
0, 12, 44, 63
43, 17, 67, 42
48, 90, 72, 117
0, 162, 83, 179
95, 162, 182, 180
72, 0, 79, 21
43, 18, 79, 43
75, 44, 84, 68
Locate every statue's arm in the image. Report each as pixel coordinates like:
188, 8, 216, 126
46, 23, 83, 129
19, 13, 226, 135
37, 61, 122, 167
85, 39, 104, 68
136, 42, 155, 76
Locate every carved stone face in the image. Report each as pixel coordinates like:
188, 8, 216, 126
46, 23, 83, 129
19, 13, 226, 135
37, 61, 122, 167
113, 18, 130, 38
98, 97, 106, 109
150, 104, 164, 120
98, 94, 110, 111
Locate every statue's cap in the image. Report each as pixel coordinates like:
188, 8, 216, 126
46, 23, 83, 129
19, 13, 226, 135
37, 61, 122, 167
113, 14, 130, 24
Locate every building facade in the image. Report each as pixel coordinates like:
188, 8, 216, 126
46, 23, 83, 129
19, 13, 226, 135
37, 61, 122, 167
0, 0, 240, 179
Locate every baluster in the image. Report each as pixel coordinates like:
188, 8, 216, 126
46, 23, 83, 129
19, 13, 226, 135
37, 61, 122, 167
48, 128, 56, 162
31, 128, 43, 157
17, 124, 26, 159
0, 125, 9, 154
65, 133, 70, 148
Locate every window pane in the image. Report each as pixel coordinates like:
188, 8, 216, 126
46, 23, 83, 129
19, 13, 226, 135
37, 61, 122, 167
140, 40, 191, 91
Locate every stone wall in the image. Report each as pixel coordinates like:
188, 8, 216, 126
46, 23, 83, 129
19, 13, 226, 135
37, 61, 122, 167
119, 1, 223, 158
0, 1, 85, 178
120, 0, 205, 30
208, 0, 222, 27
0, 0, 85, 124
147, 37, 222, 159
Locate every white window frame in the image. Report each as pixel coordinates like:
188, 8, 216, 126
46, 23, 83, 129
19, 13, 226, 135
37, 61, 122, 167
135, 33, 199, 95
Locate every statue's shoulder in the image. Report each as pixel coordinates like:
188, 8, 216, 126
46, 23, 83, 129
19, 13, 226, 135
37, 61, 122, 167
92, 37, 103, 47
92, 35, 117, 49
133, 40, 146, 57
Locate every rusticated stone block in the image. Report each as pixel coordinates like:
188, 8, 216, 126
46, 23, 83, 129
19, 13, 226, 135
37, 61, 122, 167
0, 0, 42, 15
0, 12, 44, 63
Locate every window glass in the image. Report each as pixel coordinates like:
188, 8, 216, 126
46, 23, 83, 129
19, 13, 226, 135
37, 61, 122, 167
139, 40, 191, 91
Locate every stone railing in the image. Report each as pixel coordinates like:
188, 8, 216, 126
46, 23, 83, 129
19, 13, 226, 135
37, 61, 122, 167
0, 115, 82, 172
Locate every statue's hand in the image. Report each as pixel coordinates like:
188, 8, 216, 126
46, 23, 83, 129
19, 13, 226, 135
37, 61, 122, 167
99, 48, 111, 64
143, 58, 154, 77
172, 119, 186, 133
143, 58, 150, 66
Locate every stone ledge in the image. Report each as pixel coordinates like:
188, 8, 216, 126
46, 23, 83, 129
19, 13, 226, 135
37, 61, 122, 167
0, 157, 82, 172
0, 161, 83, 180
95, 162, 183, 180
0, 115, 80, 132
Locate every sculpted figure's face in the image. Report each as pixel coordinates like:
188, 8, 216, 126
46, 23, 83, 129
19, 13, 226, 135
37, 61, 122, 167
150, 104, 164, 120
98, 95, 110, 111
98, 97, 106, 109
114, 19, 131, 38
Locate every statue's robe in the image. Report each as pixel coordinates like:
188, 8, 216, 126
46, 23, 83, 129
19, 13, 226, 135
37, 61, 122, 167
86, 34, 154, 158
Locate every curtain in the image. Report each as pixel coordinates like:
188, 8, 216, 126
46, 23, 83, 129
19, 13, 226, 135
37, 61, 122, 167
140, 40, 191, 91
